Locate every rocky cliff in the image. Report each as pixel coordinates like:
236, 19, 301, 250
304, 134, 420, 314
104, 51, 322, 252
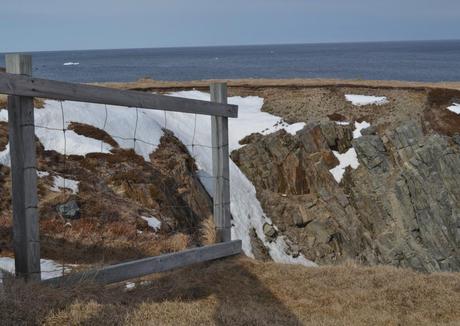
232, 120, 460, 272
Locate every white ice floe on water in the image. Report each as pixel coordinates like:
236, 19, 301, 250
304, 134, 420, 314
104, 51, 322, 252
329, 121, 369, 183
141, 215, 162, 231
447, 103, 460, 115
0, 257, 70, 280
51, 175, 79, 194
63, 62, 80, 66
345, 94, 389, 106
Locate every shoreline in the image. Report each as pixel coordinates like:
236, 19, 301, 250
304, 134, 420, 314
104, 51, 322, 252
98, 77, 460, 92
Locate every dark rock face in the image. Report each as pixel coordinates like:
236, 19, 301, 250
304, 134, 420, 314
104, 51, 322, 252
232, 123, 371, 266
351, 122, 460, 271
232, 120, 460, 272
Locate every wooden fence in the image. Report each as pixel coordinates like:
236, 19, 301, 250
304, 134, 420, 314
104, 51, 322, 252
0, 53, 241, 284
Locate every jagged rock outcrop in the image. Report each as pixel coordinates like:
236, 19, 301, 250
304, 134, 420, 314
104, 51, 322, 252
232, 120, 460, 272
350, 121, 460, 271
232, 123, 373, 265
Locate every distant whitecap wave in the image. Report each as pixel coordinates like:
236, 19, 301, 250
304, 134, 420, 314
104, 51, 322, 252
63, 62, 80, 66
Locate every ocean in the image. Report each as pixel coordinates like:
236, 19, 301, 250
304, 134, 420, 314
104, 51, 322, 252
1, 40, 459, 83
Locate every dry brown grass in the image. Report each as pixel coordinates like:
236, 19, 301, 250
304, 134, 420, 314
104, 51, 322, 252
98, 77, 460, 92
1, 257, 459, 326
0, 96, 45, 109
200, 216, 216, 245
68, 122, 119, 147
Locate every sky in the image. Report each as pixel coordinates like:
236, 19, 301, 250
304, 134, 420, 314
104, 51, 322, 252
1, 0, 459, 52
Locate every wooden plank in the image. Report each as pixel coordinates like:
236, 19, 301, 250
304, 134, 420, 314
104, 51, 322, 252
210, 83, 232, 242
43, 240, 242, 286
0, 73, 238, 118
6, 54, 41, 282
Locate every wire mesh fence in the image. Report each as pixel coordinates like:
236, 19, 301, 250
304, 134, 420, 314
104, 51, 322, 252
0, 92, 232, 282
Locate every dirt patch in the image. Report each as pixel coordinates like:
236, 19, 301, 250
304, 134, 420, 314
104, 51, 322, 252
427, 88, 460, 107
423, 106, 460, 136
423, 88, 460, 136
240, 86, 428, 132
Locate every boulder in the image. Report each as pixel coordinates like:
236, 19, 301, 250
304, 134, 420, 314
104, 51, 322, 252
263, 223, 277, 241
56, 199, 80, 220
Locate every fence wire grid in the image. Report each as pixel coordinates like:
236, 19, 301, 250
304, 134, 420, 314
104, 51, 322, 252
0, 96, 234, 282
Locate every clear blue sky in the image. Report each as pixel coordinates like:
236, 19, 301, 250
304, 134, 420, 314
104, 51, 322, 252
1, 0, 459, 52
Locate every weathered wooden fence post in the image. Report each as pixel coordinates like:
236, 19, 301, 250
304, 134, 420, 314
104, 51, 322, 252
6, 54, 41, 281
210, 83, 231, 242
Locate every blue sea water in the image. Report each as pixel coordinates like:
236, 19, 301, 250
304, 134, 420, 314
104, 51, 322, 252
1, 40, 459, 83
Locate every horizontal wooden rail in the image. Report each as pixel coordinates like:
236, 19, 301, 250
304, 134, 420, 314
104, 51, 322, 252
43, 240, 242, 286
0, 73, 238, 118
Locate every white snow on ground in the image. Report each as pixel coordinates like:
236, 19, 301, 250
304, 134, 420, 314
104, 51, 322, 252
0, 257, 70, 280
0, 109, 7, 121
447, 103, 460, 114
50, 175, 79, 194
37, 170, 50, 178
34, 101, 164, 159
282, 122, 307, 135
335, 121, 350, 126
141, 215, 161, 231
353, 121, 371, 138
63, 62, 79, 66
0, 93, 316, 267
329, 121, 369, 183
155, 91, 315, 266
0, 143, 10, 167
125, 282, 136, 290
329, 149, 360, 183
345, 94, 389, 106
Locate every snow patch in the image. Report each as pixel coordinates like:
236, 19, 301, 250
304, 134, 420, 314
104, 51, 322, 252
0, 109, 7, 121
353, 121, 371, 139
125, 282, 136, 290
335, 121, 350, 126
0, 143, 10, 167
345, 94, 388, 106
329, 121, 369, 182
0, 257, 70, 280
329, 149, 359, 183
447, 103, 460, 115
163, 91, 316, 266
37, 170, 50, 178
51, 176, 79, 194
141, 215, 161, 231
35, 100, 162, 159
